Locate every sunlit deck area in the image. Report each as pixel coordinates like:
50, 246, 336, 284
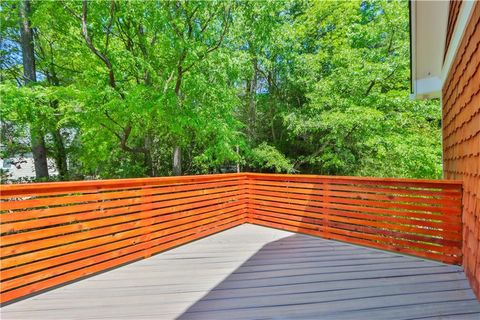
2, 224, 479, 320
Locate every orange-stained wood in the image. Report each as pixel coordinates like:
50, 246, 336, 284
0, 217, 244, 303
442, 1, 480, 300
1, 195, 248, 247
250, 219, 461, 264
1, 182, 246, 224
445, 1, 463, 58
1, 186, 246, 232
249, 209, 461, 254
0, 201, 247, 260
0, 211, 246, 292
246, 174, 463, 267
0, 173, 247, 197
247, 179, 463, 198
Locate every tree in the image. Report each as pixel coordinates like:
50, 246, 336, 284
165, 1, 233, 175
19, 0, 49, 179
1, 0, 442, 182
280, 0, 442, 178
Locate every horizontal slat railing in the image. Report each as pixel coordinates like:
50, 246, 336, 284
0, 173, 247, 303
246, 173, 463, 265
0, 172, 463, 304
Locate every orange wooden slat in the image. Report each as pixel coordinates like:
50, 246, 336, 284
249, 201, 462, 237
247, 182, 462, 207
1, 181, 245, 211
250, 198, 460, 226
249, 219, 461, 264
1, 194, 247, 247
1, 210, 246, 292
0, 173, 247, 196
0, 176, 244, 199
249, 193, 461, 231
246, 173, 463, 189
0, 202, 248, 280
247, 179, 463, 199
250, 212, 460, 254
250, 189, 461, 215
0, 199, 247, 265
1, 180, 246, 224
1, 184, 246, 232
0, 216, 244, 303
249, 209, 461, 254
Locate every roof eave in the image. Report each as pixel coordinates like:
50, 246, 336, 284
409, 0, 448, 100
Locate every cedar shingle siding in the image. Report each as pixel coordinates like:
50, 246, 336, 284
445, 1, 463, 58
442, 1, 480, 299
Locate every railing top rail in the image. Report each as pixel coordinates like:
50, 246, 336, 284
245, 173, 463, 186
0, 173, 247, 194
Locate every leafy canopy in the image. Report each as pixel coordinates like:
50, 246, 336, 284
0, 0, 442, 181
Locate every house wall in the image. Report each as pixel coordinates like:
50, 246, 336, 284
445, 1, 463, 56
442, 1, 480, 299
0, 156, 58, 182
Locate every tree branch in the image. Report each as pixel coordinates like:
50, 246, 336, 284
183, 5, 231, 73
104, 110, 124, 131
365, 79, 376, 96
167, 5, 183, 38
293, 138, 332, 170
62, 2, 81, 21
104, 0, 116, 54
100, 122, 122, 141
81, 0, 116, 89
185, 5, 199, 38
200, 10, 216, 33
164, 71, 174, 94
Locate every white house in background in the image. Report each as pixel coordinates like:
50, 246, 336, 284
0, 154, 57, 181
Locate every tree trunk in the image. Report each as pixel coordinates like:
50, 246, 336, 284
236, 145, 240, 173
172, 146, 182, 176
247, 57, 257, 142
172, 66, 183, 175
52, 128, 68, 179
19, 0, 35, 83
30, 129, 49, 179
143, 135, 153, 176
19, 0, 49, 179
267, 70, 277, 143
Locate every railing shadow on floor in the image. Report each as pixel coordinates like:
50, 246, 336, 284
176, 232, 479, 320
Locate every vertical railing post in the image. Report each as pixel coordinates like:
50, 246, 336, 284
141, 184, 154, 259
244, 173, 252, 224
323, 179, 330, 239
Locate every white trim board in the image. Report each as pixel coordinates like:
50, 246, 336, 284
412, 76, 442, 99
441, 0, 476, 86
410, 0, 449, 99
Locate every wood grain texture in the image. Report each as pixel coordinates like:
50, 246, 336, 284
442, 1, 480, 300
245, 173, 463, 265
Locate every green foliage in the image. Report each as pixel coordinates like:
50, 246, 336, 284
248, 142, 294, 173
0, 0, 442, 181
276, 0, 442, 178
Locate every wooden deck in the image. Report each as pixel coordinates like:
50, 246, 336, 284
1, 224, 479, 320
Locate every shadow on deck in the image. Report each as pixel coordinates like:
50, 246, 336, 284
176, 228, 480, 319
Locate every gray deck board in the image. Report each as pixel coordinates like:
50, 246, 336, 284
1, 224, 479, 320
